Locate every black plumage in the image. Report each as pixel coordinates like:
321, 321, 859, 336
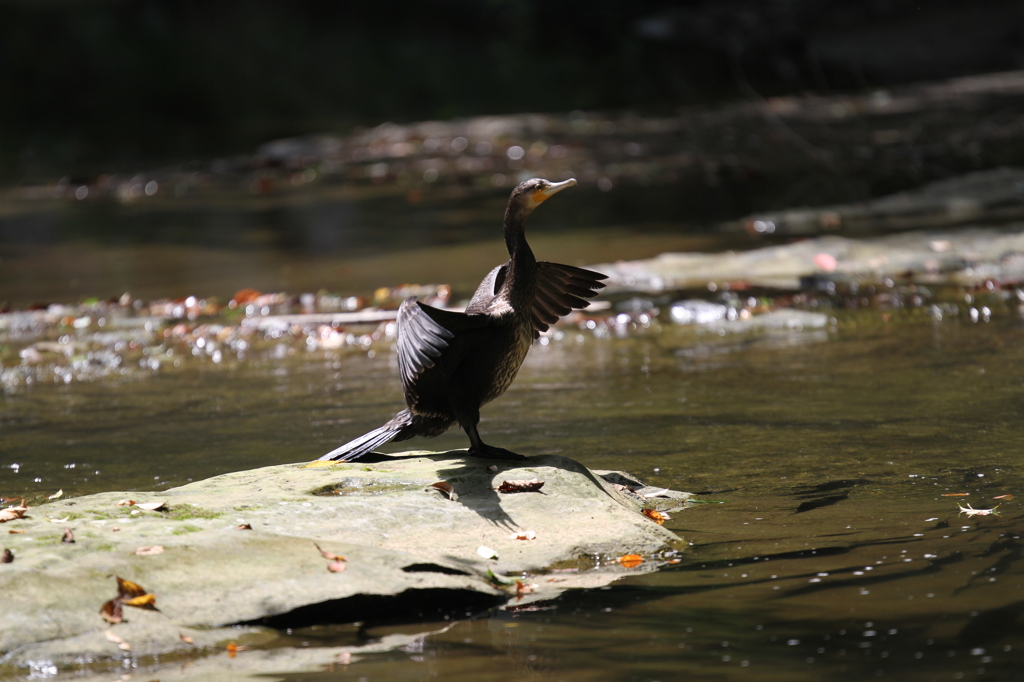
318, 178, 606, 462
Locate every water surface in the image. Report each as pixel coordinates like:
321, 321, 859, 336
3, 308, 1022, 680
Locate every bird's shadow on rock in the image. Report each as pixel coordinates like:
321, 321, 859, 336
362, 449, 522, 530
433, 450, 522, 530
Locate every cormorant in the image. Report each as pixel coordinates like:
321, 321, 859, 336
318, 177, 606, 462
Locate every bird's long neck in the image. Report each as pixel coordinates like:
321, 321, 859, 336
502, 204, 537, 299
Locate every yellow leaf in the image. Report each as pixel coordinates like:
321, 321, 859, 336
123, 593, 157, 609
116, 576, 148, 599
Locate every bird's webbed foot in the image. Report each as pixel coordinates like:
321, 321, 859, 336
468, 443, 526, 460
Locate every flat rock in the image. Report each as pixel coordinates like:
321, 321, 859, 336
0, 453, 687, 680
593, 226, 1024, 292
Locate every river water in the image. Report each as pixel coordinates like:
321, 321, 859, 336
2, 188, 1024, 680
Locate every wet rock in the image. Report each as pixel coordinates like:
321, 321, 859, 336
593, 226, 1024, 293
0, 453, 686, 679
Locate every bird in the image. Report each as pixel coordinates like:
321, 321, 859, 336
318, 177, 606, 462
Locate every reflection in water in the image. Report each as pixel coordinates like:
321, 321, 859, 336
3, 308, 1024, 679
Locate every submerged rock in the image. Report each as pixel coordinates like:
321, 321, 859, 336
0, 453, 688, 680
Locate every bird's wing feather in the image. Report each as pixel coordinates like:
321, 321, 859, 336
397, 298, 495, 404
465, 263, 507, 314
531, 262, 607, 333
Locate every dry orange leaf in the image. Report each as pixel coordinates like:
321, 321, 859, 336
237, 523, 253, 530
99, 599, 123, 624
618, 554, 644, 569
430, 481, 456, 499
509, 530, 537, 541
116, 576, 148, 600
7, 530, 25, 535
993, 494, 1015, 500
123, 593, 158, 610
231, 289, 262, 307
226, 642, 247, 658
515, 580, 537, 596
497, 478, 545, 493
179, 634, 195, 645
642, 509, 669, 525
135, 545, 164, 556
941, 493, 970, 497
116, 499, 135, 506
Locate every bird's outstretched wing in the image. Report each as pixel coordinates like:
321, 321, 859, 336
531, 262, 607, 334
397, 298, 494, 405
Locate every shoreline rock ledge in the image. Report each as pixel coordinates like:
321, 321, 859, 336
0, 453, 689, 680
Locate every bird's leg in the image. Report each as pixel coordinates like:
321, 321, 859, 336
462, 418, 525, 460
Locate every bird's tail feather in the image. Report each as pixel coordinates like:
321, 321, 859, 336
318, 409, 414, 462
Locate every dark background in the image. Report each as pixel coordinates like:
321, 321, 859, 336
4, 0, 1024, 183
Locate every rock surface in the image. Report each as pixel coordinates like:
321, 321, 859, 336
593, 226, 1024, 293
0, 453, 687, 680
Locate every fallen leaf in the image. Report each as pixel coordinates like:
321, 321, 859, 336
47, 516, 70, 523
813, 252, 838, 272
7, 530, 24, 535
509, 530, 537, 541
111, 527, 121, 532
327, 560, 347, 573
515, 580, 537, 596
497, 478, 545, 493
618, 554, 644, 569
315, 543, 345, 561
337, 651, 352, 665
0, 501, 28, 523
2, 549, 13, 563
642, 509, 670, 525
477, 545, 499, 560
47, 489, 63, 500
941, 493, 970, 497
136, 501, 166, 512
237, 523, 253, 530
993, 494, 1014, 500
230, 288, 262, 307
116, 499, 136, 506
226, 642, 247, 658
640, 488, 671, 499
104, 629, 131, 651
61, 527, 75, 544
301, 460, 337, 468
430, 481, 457, 500
123, 593, 158, 609
99, 599, 123, 624
180, 634, 195, 645
486, 568, 515, 585
958, 503, 1000, 518
116, 576, 148, 600
135, 545, 164, 556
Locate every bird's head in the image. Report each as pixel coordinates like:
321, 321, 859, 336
507, 177, 577, 216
